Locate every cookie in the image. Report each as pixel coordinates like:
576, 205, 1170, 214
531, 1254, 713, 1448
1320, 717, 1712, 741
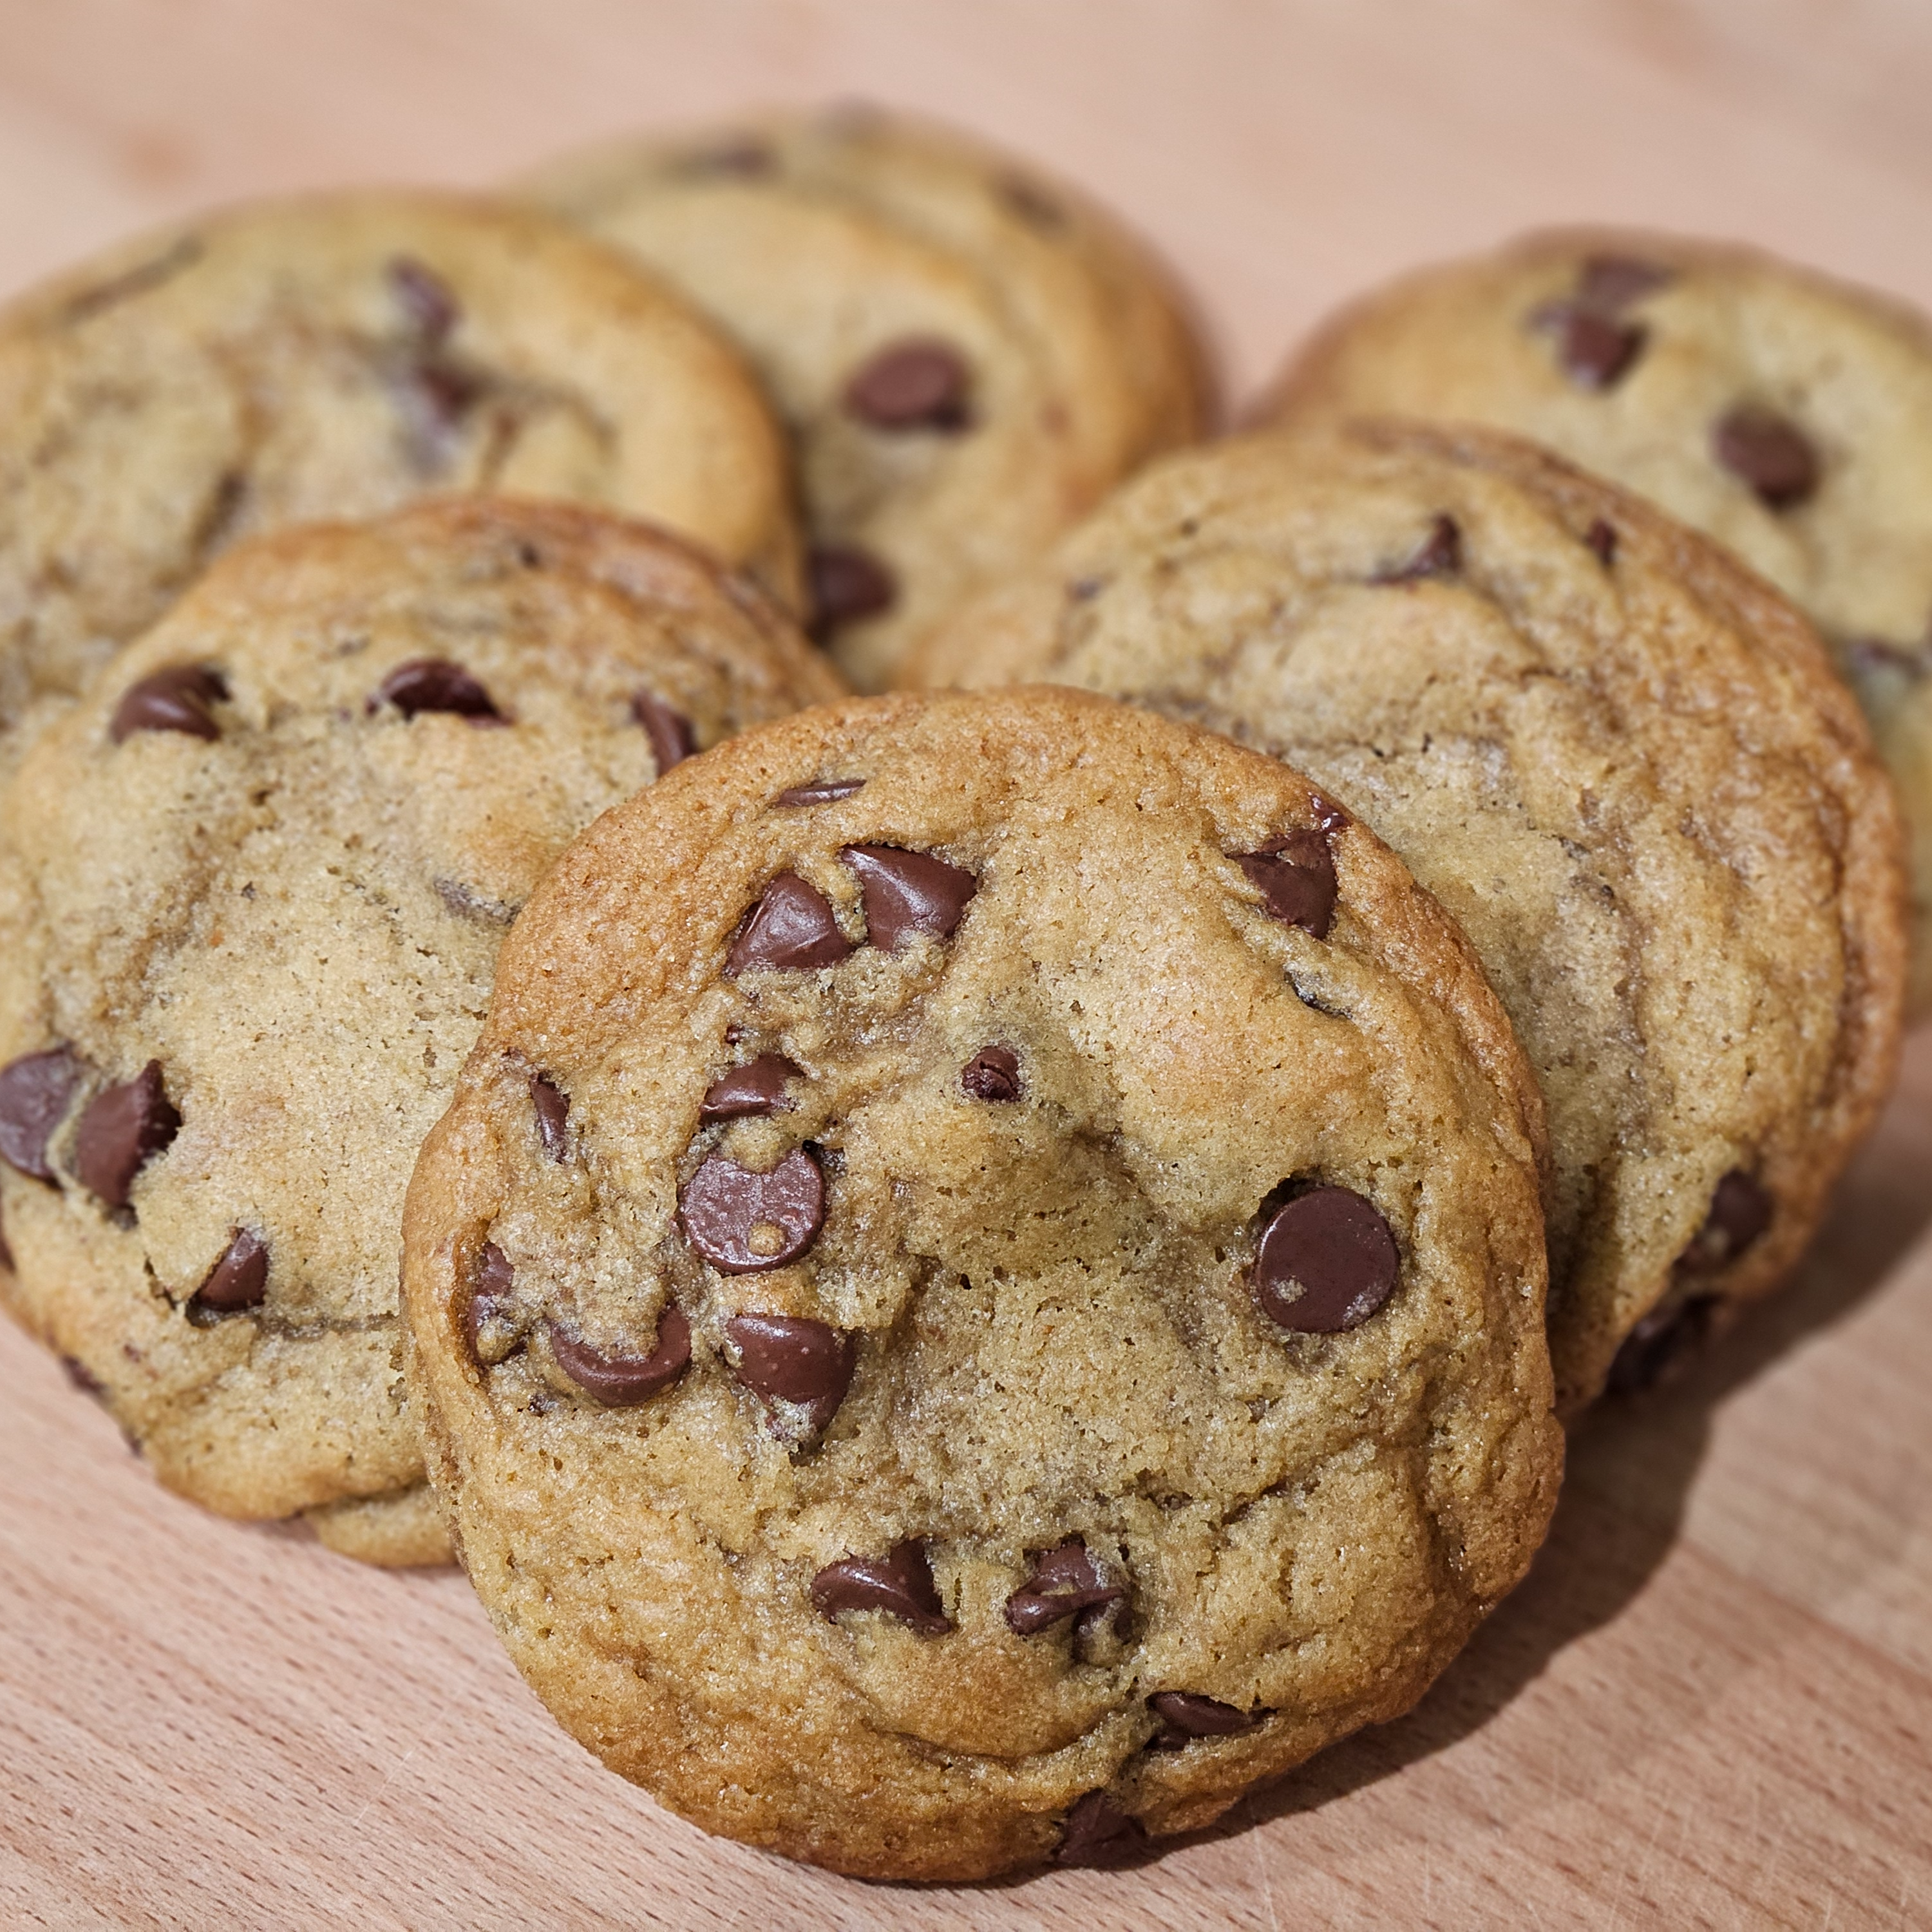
401, 686, 1559, 1878
0, 499, 841, 1566
910, 425, 1907, 1410
0, 189, 802, 769
521, 104, 1212, 692
1256, 229, 1932, 1011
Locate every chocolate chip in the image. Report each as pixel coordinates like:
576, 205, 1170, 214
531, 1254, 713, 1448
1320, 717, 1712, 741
680, 1148, 825, 1273
1253, 1184, 1399, 1333
74, 1062, 179, 1208
811, 1540, 951, 1634
842, 845, 977, 951
0, 1198, 10, 1272
700, 1055, 799, 1123
0, 1047, 83, 1180
109, 665, 227, 744
1236, 829, 1339, 940
1576, 254, 1672, 313
775, 777, 866, 807
961, 1046, 1022, 1103
1373, 514, 1461, 582
1148, 1692, 1259, 1743
724, 873, 853, 975
388, 256, 459, 343
1846, 636, 1929, 679
1005, 1539, 1125, 1636
632, 690, 696, 773
844, 339, 972, 431
725, 1312, 855, 1432
548, 1305, 690, 1405
1309, 791, 1350, 833
806, 544, 897, 638
61, 1354, 104, 1397
190, 1228, 269, 1319
466, 1241, 515, 1367
1553, 309, 1645, 389
1586, 518, 1618, 565
1678, 1169, 1772, 1273
1056, 1792, 1146, 1868
1712, 405, 1819, 509
530, 1074, 569, 1160
374, 659, 503, 721
1605, 1293, 1721, 1395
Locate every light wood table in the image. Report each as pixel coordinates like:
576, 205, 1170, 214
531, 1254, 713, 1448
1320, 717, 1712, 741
3, 5, 1930, 1926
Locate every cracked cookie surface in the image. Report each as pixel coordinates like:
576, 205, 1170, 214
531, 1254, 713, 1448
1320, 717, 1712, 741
0, 499, 840, 1566
401, 685, 1558, 1877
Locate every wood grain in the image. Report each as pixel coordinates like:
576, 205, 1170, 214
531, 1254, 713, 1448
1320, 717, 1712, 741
2, 4, 1931, 1926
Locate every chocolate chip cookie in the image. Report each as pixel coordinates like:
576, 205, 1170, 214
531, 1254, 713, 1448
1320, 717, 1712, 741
910, 425, 1907, 1411
0, 189, 802, 769
521, 104, 1212, 692
1257, 229, 1932, 1011
0, 499, 840, 1566
401, 686, 1559, 1877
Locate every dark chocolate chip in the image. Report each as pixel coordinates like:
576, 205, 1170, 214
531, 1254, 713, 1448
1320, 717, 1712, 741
632, 690, 696, 773
1586, 518, 1618, 565
388, 256, 459, 343
961, 1046, 1022, 1103
1253, 1184, 1399, 1333
1712, 405, 1819, 509
1373, 514, 1461, 583
1235, 828, 1339, 940
531, 1074, 569, 1160
1553, 309, 1645, 389
61, 1354, 104, 1397
548, 1305, 691, 1405
74, 1062, 179, 1208
811, 1539, 952, 1634
844, 338, 972, 431
1308, 791, 1350, 833
680, 1148, 825, 1273
1605, 1293, 1723, 1395
191, 1228, 269, 1318
725, 1312, 855, 1432
0, 1046, 84, 1180
775, 777, 866, 807
842, 845, 977, 951
110, 665, 227, 744
466, 1241, 515, 1367
1678, 1169, 1772, 1274
699, 1055, 799, 1123
1148, 1691, 1259, 1741
374, 658, 503, 721
1005, 1539, 1125, 1636
1576, 254, 1672, 313
806, 544, 897, 638
1056, 1792, 1146, 1868
724, 873, 853, 975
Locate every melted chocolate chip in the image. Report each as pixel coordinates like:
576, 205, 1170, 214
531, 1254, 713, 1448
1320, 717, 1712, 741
1374, 514, 1461, 583
775, 777, 866, 807
549, 1305, 690, 1405
1235, 829, 1339, 940
725, 1312, 855, 1432
110, 665, 227, 744
1148, 1691, 1259, 1742
842, 845, 977, 951
724, 873, 853, 975
0, 1047, 83, 1180
806, 545, 897, 638
699, 1055, 799, 1123
74, 1063, 179, 1208
1005, 1540, 1125, 1636
190, 1228, 269, 1319
466, 1242, 515, 1367
1253, 1184, 1399, 1333
1586, 518, 1618, 565
961, 1046, 1022, 1103
1712, 405, 1819, 509
1605, 1293, 1722, 1395
388, 256, 459, 342
374, 659, 503, 721
531, 1074, 569, 1160
1553, 308, 1646, 389
1056, 1792, 1146, 1868
811, 1540, 951, 1634
1678, 1169, 1772, 1273
680, 1148, 825, 1273
632, 690, 696, 773
844, 339, 972, 431
1577, 254, 1672, 313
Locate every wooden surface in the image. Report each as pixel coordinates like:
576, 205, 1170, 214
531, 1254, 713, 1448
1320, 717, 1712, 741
3, 4, 1932, 1926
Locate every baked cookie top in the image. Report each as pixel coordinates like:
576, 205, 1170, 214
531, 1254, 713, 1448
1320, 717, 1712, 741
522, 104, 1212, 692
401, 686, 1558, 1879
1257, 229, 1932, 1008
911, 425, 1907, 1411
0, 189, 802, 762
0, 499, 840, 1567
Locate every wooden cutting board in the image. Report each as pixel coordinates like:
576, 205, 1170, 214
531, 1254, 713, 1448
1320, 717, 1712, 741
3, 5, 1930, 1926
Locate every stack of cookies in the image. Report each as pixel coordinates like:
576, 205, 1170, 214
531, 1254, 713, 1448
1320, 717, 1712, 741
0, 105, 1917, 1884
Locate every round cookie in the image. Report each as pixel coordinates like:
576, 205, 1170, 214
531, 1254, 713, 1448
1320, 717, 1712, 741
910, 425, 1907, 1411
0, 189, 802, 769
521, 104, 1212, 692
1256, 229, 1932, 1011
0, 499, 842, 1566
401, 686, 1559, 1878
